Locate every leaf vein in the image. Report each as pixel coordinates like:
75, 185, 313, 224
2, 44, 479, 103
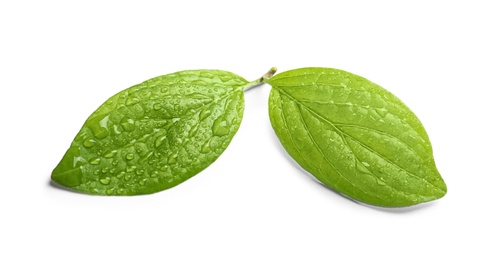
335, 123, 425, 162
296, 103, 364, 198
278, 89, 443, 193
276, 91, 323, 174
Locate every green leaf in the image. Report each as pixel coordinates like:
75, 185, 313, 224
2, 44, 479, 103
52, 70, 250, 195
267, 67, 447, 207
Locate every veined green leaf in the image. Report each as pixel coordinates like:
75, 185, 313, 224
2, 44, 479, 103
267, 67, 447, 207
52, 70, 251, 195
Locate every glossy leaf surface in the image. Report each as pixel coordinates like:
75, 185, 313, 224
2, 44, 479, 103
267, 67, 447, 207
52, 70, 247, 195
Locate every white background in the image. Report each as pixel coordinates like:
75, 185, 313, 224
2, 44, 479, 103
1, 1, 497, 259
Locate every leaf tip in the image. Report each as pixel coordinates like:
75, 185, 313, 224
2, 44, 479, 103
436, 178, 448, 198
51, 167, 83, 188
51, 147, 84, 188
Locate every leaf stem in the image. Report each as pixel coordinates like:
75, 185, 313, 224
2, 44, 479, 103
243, 67, 278, 91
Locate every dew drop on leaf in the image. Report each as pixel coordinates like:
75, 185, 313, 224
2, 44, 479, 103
120, 118, 135, 132
212, 118, 230, 136
155, 136, 166, 148
90, 158, 101, 165
83, 138, 96, 148
199, 109, 212, 121
125, 97, 140, 106
168, 153, 178, 164
99, 177, 111, 185
201, 140, 211, 153
104, 150, 118, 158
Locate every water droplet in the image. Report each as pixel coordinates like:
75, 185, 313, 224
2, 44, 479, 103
125, 97, 140, 106
117, 171, 125, 178
136, 169, 145, 175
155, 136, 166, 148
153, 103, 162, 110
189, 124, 199, 137
125, 174, 132, 181
92, 127, 110, 140
138, 133, 152, 142
139, 178, 147, 186
93, 169, 100, 175
113, 125, 122, 135
110, 168, 116, 174
201, 140, 211, 153
168, 153, 178, 164
134, 142, 147, 156
99, 177, 111, 185
151, 171, 159, 178
72, 155, 85, 168
126, 153, 135, 160
212, 118, 230, 136
90, 158, 101, 165
376, 179, 386, 186
83, 138, 96, 148
106, 188, 114, 195
120, 118, 135, 132
104, 150, 118, 158
99, 115, 110, 128
112, 161, 118, 166
126, 165, 137, 172
376, 108, 388, 117
117, 188, 125, 195
361, 161, 370, 167
199, 109, 212, 120
102, 167, 109, 173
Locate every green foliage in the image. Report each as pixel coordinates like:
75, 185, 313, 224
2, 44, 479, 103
267, 67, 446, 207
52, 70, 247, 195
52, 66, 446, 207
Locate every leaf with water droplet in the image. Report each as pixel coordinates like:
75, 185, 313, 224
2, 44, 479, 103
52, 69, 261, 195
266, 67, 447, 207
